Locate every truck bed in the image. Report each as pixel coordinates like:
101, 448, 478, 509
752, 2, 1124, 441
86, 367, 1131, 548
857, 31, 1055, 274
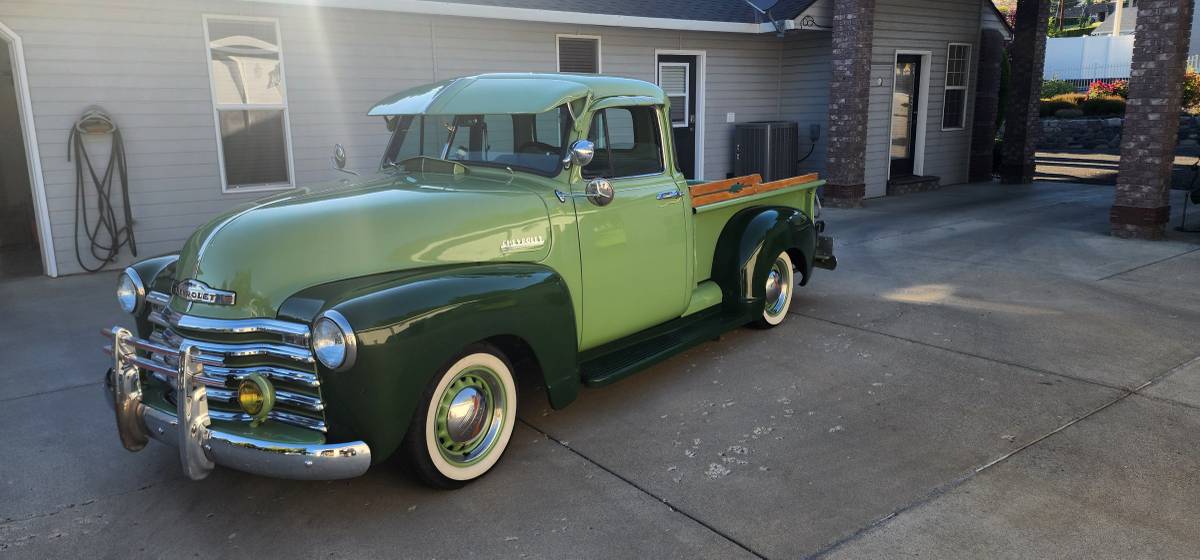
688, 173, 824, 283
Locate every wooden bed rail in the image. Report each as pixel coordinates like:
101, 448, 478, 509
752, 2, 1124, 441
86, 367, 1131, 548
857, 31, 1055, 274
689, 173, 820, 209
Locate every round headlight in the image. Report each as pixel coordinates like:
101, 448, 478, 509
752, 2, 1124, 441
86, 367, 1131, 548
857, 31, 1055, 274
116, 269, 144, 314
312, 310, 356, 371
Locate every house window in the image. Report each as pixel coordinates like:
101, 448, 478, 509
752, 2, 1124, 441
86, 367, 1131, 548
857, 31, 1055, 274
558, 35, 600, 74
204, 15, 294, 192
658, 62, 689, 127
942, 43, 972, 130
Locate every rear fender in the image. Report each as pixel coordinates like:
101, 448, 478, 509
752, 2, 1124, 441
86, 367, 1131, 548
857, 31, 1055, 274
278, 263, 578, 462
710, 206, 816, 316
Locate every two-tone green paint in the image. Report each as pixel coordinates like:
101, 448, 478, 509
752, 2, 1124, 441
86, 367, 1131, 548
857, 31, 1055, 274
122, 74, 832, 467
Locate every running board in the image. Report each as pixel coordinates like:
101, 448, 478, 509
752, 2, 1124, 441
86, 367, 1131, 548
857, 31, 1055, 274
579, 308, 748, 388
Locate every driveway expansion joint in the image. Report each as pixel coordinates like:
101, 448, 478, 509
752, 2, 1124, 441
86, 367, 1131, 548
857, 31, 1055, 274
799, 322, 1200, 559
517, 417, 766, 560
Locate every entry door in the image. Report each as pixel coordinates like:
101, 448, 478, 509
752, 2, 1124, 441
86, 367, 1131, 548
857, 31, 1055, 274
890, 55, 923, 178
657, 55, 698, 179
574, 105, 689, 350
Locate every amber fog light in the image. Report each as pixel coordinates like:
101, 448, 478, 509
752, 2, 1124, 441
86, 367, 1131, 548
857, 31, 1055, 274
238, 374, 274, 426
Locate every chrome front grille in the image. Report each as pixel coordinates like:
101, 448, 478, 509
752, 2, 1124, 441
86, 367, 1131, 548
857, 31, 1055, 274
140, 291, 328, 434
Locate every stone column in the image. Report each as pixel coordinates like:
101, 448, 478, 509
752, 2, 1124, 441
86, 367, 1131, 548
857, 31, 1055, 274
1111, 0, 1195, 239
969, 28, 1006, 182
824, 0, 876, 208
1000, 0, 1052, 184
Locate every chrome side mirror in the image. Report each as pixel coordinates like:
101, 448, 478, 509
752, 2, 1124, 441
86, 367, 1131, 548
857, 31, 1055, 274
563, 139, 596, 169
585, 178, 615, 207
332, 144, 358, 176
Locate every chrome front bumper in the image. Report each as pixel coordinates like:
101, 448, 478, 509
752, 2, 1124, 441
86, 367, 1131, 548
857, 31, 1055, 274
103, 326, 371, 481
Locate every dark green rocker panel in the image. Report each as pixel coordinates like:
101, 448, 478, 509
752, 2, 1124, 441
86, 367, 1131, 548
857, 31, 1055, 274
712, 206, 816, 315
276, 263, 578, 463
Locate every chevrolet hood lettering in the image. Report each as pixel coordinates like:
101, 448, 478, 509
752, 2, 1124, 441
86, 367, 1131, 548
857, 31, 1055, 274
175, 279, 237, 306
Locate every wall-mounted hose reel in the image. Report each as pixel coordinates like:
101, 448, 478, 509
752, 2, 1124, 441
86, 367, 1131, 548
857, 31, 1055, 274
68, 106, 136, 272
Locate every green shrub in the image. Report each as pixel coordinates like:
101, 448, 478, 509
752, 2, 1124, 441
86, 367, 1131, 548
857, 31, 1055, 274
1048, 93, 1087, 105
1183, 71, 1200, 112
1079, 96, 1126, 116
1041, 79, 1077, 98
1040, 99, 1077, 117
1039, 93, 1089, 117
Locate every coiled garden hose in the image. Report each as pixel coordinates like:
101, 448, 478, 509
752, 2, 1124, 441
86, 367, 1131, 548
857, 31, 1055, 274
68, 106, 137, 272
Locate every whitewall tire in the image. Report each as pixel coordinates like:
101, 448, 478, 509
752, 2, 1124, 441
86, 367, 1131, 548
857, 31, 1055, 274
403, 345, 518, 488
754, 250, 795, 328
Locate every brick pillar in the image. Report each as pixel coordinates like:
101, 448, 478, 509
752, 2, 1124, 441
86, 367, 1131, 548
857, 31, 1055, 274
969, 29, 1006, 182
1111, 0, 1195, 239
824, 0, 876, 208
1000, 0, 1051, 184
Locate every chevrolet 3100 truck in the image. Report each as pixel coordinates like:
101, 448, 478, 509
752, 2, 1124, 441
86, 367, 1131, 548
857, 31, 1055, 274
103, 73, 836, 488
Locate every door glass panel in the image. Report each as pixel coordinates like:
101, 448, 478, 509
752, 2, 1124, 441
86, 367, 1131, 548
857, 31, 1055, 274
890, 60, 917, 161
583, 107, 664, 179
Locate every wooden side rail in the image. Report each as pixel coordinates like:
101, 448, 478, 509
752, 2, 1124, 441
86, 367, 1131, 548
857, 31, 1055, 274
689, 172, 819, 209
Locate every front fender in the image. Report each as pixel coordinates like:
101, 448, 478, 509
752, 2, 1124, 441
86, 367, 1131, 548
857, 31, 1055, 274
278, 263, 578, 462
128, 255, 179, 336
711, 206, 815, 316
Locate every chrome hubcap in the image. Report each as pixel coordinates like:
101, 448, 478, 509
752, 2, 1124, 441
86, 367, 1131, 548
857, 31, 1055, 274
446, 387, 487, 443
764, 257, 792, 318
435, 366, 507, 467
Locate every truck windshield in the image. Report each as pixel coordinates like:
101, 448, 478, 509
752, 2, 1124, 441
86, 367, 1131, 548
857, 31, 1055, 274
382, 106, 573, 176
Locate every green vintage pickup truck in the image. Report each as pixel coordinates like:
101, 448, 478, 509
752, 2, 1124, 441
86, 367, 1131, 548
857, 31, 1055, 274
103, 73, 835, 488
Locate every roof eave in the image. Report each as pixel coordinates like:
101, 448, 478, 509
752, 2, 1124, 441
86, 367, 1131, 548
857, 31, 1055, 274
243, 0, 783, 33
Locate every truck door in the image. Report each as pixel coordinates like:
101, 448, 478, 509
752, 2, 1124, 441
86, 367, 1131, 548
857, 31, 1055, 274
573, 105, 689, 350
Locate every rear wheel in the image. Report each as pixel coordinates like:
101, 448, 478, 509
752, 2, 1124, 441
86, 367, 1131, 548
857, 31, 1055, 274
402, 344, 517, 489
751, 250, 795, 329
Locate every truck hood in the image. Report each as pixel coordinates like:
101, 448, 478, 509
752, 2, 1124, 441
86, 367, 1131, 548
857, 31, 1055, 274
170, 171, 553, 319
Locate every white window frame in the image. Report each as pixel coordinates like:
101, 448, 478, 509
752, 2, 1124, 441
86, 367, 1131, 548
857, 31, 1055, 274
556, 34, 602, 74
203, 14, 296, 193
941, 42, 973, 132
657, 61, 691, 128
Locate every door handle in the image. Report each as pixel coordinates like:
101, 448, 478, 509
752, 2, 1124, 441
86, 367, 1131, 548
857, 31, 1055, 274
657, 189, 682, 201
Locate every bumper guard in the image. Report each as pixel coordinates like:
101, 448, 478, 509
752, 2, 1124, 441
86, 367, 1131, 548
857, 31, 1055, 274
102, 326, 371, 480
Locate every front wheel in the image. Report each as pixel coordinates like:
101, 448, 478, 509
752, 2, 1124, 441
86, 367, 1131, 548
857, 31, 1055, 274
751, 250, 795, 329
402, 344, 518, 489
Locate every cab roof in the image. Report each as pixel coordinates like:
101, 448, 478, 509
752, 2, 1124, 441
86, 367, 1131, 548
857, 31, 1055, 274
367, 73, 666, 116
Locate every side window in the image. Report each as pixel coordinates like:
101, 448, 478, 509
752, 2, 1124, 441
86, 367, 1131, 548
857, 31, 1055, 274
583, 106, 664, 179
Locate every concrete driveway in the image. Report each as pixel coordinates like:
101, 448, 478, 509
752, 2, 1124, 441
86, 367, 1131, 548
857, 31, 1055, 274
3, 181, 1199, 559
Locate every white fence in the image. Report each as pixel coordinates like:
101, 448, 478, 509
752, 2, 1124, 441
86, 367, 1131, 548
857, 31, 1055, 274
1044, 35, 1134, 80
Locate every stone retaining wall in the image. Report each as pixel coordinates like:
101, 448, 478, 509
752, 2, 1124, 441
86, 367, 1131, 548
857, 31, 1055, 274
1038, 115, 1200, 151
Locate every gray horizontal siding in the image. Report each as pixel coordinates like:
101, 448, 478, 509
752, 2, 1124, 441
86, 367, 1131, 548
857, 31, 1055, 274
781, 32, 832, 176
3, 0, 827, 275
864, 0, 982, 198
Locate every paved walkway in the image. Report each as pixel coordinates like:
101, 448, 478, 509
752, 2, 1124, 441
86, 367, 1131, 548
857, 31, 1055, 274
1, 180, 1198, 558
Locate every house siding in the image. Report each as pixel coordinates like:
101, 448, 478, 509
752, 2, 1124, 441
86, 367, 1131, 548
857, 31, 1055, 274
864, 0, 982, 198
1, 0, 986, 276
781, 32, 833, 176
2, 0, 820, 275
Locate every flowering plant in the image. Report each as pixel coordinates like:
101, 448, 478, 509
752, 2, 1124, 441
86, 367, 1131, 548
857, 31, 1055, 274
1087, 79, 1128, 100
